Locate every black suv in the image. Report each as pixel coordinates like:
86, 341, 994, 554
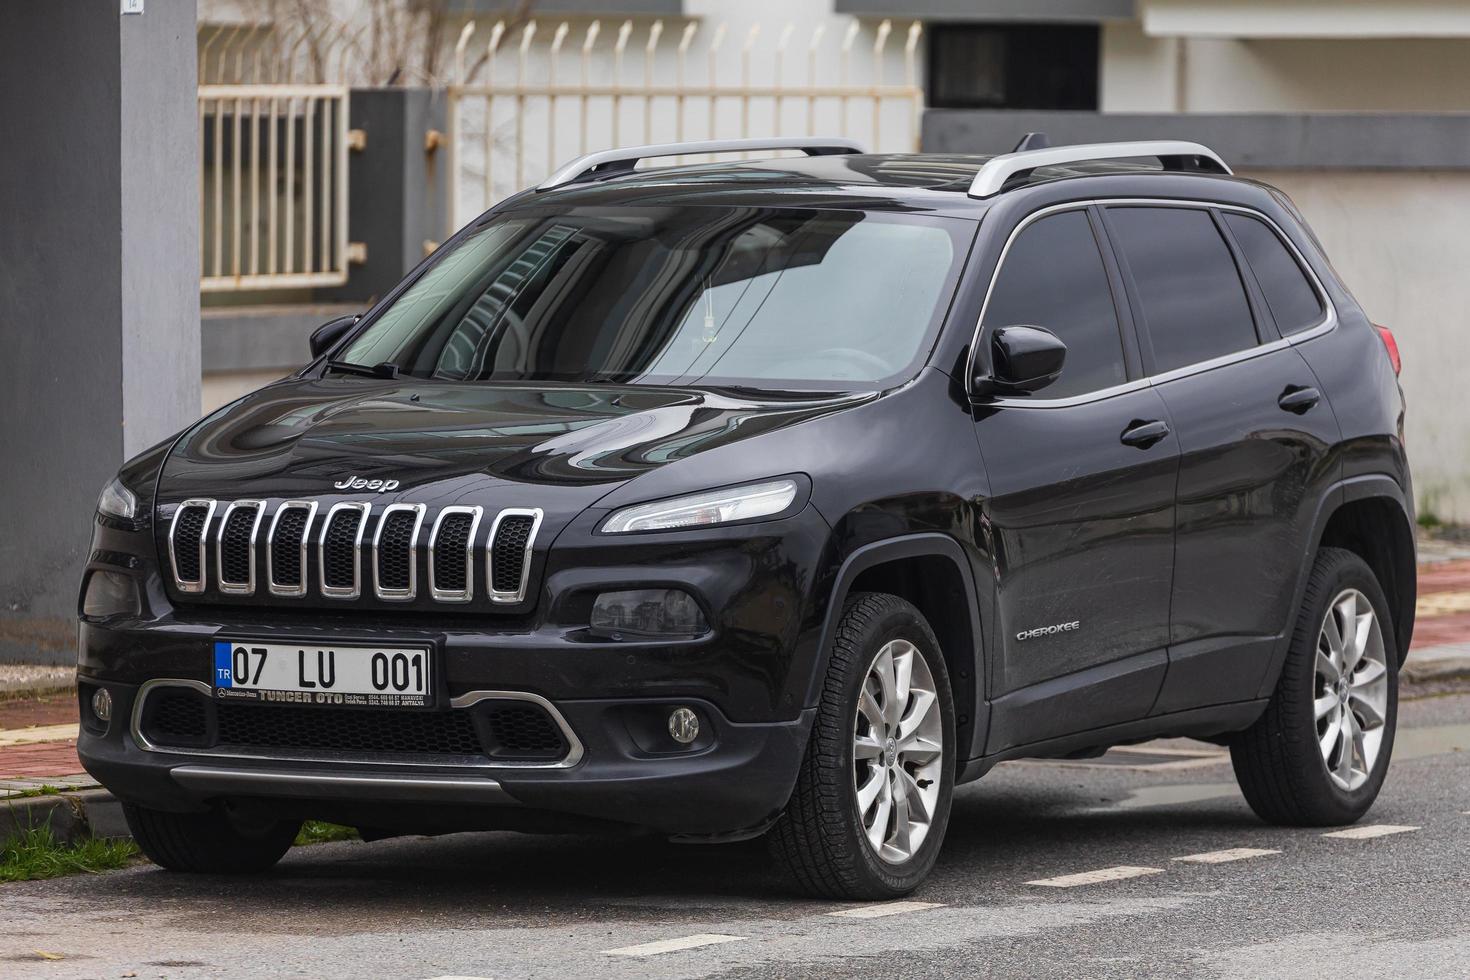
78, 136, 1415, 898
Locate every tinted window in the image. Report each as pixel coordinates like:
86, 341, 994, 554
983, 210, 1126, 397
927, 24, 1099, 110
1107, 207, 1257, 373
1224, 212, 1324, 335
339, 207, 970, 390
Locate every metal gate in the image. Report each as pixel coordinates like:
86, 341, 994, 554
446, 17, 924, 229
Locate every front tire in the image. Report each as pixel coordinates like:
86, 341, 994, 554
1230, 547, 1399, 825
124, 803, 300, 874
770, 592, 956, 899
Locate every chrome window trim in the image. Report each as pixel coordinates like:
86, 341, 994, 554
428, 505, 483, 603
131, 679, 581, 770
214, 499, 266, 595
167, 499, 217, 594
964, 197, 1338, 410
486, 507, 544, 605
372, 502, 426, 601
266, 500, 318, 598
318, 502, 371, 599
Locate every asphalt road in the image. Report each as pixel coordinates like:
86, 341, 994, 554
5, 694, 1469, 980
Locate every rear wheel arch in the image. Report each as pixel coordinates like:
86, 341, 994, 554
1317, 485, 1417, 664
813, 534, 986, 764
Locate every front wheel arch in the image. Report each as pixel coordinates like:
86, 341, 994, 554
810, 534, 986, 766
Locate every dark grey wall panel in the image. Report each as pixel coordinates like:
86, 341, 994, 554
836, 0, 1134, 22
923, 109, 1470, 170
203, 304, 363, 372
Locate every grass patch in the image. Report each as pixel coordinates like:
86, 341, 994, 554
10, 786, 65, 800
0, 824, 138, 883
294, 820, 358, 846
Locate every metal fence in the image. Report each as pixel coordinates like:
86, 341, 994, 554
198, 85, 351, 292
197, 25, 356, 292
446, 17, 925, 228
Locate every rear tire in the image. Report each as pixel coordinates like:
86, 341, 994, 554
770, 592, 956, 899
1230, 547, 1399, 826
124, 803, 299, 874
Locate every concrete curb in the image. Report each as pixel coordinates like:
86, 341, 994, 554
1, 789, 128, 847
0, 666, 76, 699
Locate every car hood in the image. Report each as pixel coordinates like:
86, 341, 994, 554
157, 376, 869, 509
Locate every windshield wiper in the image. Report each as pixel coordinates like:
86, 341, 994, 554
324, 359, 399, 379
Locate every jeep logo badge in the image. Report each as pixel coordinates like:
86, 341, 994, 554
332, 476, 400, 493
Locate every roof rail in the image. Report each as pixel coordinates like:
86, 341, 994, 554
967, 140, 1232, 199
537, 137, 866, 191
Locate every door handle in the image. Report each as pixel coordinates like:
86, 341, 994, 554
1120, 419, 1170, 449
1278, 385, 1321, 415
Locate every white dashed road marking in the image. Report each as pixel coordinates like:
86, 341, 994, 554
604, 934, 746, 957
1173, 847, 1280, 864
827, 901, 945, 919
422, 976, 494, 979
1322, 824, 1420, 840
1026, 866, 1164, 888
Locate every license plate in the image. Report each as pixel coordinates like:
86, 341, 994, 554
212, 641, 433, 708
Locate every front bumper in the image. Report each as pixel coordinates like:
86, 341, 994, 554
78, 677, 813, 838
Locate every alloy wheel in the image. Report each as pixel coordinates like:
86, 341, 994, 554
1314, 588, 1389, 791
852, 638, 944, 864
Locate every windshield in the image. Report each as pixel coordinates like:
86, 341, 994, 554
337, 205, 973, 390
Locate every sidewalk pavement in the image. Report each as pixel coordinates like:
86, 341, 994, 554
3, 559, 1470, 843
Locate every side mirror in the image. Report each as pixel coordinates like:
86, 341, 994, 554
309, 314, 360, 360
972, 325, 1067, 398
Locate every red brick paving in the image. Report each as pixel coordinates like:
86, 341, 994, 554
1418, 559, 1470, 596
0, 693, 75, 730
1411, 611, 1470, 650
0, 740, 84, 779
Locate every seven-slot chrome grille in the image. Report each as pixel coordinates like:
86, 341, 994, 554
166, 499, 542, 605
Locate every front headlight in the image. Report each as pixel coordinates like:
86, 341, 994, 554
97, 477, 137, 521
601, 478, 800, 533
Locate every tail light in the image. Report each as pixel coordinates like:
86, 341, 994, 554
1374, 324, 1401, 376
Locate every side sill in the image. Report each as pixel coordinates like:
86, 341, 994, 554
957, 699, 1267, 783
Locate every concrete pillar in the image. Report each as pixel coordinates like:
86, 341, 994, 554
0, 1, 200, 665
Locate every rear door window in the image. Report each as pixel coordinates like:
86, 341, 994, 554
983, 210, 1128, 398
1106, 206, 1257, 374
1223, 212, 1325, 335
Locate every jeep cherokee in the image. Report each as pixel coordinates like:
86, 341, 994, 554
77, 135, 1416, 899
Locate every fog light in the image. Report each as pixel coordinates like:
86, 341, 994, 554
90, 687, 113, 724
668, 706, 700, 745
82, 570, 139, 618
590, 589, 709, 639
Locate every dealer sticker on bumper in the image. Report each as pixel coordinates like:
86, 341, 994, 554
212, 641, 432, 708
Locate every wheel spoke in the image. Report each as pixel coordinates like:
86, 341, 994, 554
1351, 659, 1387, 689
1350, 612, 1374, 672
874, 650, 898, 728
856, 767, 885, 811
865, 781, 892, 853
1316, 650, 1341, 684
892, 645, 914, 723
854, 734, 884, 760
858, 687, 884, 735
1319, 713, 1342, 760
1349, 691, 1386, 731
1336, 711, 1358, 783
896, 689, 936, 743
897, 734, 943, 766
888, 775, 913, 859
1322, 607, 1346, 661
897, 768, 932, 825
1313, 694, 1338, 721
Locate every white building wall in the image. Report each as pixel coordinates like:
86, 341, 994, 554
1248, 170, 1470, 523
1104, 23, 1470, 112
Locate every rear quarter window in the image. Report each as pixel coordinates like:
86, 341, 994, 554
1223, 212, 1325, 335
